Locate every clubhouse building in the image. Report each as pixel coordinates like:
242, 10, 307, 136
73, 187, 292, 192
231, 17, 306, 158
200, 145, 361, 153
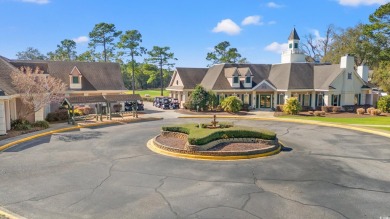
167, 28, 375, 110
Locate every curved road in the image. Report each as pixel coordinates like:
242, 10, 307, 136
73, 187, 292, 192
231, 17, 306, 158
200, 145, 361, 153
0, 115, 389, 219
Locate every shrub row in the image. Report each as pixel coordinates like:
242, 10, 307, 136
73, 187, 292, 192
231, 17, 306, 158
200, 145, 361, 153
188, 129, 276, 145
162, 124, 276, 145
195, 122, 234, 129
11, 119, 49, 131
321, 106, 341, 113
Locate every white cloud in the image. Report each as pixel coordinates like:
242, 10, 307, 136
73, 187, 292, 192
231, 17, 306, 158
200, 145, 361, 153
267, 2, 284, 8
242, 15, 263, 26
73, 36, 89, 44
338, 0, 389, 6
20, 0, 50, 4
264, 42, 288, 54
212, 19, 242, 35
311, 29, 325, 41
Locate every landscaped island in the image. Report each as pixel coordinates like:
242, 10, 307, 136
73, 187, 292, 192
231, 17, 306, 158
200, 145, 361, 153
149, 117, 281, 159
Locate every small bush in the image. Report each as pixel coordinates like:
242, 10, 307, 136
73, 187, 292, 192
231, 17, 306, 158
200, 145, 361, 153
32, 120, 50, 129
377, 96, 390, 113
195, 122, 234, 129
313, 111, 326, 116
367, 107, 375, 115
276, 105, 284, 112
283, 97, 302, 115
321, 106, 332, 113
371, 109, 382, 116
221, 96, 242, 113
11, 119, 31, 130
356, 108, 365, 115
242, 104, 251, 112
216, 105, 223, 112
46, 109, 68, 122
332, 106, 341, 113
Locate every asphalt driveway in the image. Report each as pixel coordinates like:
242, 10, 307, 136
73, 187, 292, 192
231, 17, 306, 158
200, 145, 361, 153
0, 117, 389, 219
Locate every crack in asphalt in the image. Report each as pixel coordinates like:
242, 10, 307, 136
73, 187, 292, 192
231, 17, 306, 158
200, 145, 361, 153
186, 205, 263, 219
2, 188, 92, 207
278, 126, 293, 136
113, 170, 254, 185
264, 189, 349, 219
155, 176, 179, 218
258, 178, 390, 194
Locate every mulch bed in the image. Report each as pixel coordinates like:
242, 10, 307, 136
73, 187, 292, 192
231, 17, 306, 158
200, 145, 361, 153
156, 135, 187, 150
208, 142, 270, 151
175, 109, 249, 116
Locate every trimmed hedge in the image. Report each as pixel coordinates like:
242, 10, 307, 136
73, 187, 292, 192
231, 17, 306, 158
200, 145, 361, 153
32, 120, 50, 129
162, 124, 276, 145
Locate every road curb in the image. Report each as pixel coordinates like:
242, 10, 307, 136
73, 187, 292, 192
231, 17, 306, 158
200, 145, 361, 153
0, 206, 26, 219
147, 139, 282, 161
0, 117, 162, 152
178, 116, 390, 139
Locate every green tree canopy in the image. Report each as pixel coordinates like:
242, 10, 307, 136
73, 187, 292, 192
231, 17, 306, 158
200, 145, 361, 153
118, 30, 146, 93
206, 41, 247, 66
48, 39, 77, 61
88, 22, 122, 62
16, 47, 47, 60
147, 46, 177, 96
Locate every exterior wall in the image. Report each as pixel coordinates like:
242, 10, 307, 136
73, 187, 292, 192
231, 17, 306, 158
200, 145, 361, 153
0, 100, 6, 135
171, 72, 184, 86
34, 107, 45, 121
329, 69, 365, 106
281, 52, 306, 63
5, 100, 10, 130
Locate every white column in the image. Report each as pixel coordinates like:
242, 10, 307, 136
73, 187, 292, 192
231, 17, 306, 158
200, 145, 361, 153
284, 91, 291, 102
311, 91, 316, 109
273, 91, 278, 108
324, 94, 330, 106
10, 99, 17, 120
0, 101, 6, 135
252, 91, 256, 109
5, 100, 10, 130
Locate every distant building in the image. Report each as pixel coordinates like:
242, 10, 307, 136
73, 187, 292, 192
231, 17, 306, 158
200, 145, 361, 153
0, 56, 128, 135
167, 28, 375, 109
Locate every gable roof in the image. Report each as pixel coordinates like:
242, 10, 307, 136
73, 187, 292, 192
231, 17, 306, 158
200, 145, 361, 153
288, 28, 300, 40
0, 56, 18, 95
9, 60, 126, 91
313, 64, 343, 90
169, 67, 208, 90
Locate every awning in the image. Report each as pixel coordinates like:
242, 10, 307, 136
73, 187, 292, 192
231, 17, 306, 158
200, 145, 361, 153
62, 94, 142, 107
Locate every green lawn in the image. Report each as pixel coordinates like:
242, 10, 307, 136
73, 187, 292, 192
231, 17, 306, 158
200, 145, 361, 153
281, 115, 390, 132
127, 89, 170, 98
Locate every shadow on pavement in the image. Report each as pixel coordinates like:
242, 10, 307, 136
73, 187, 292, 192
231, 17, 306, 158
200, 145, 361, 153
4, 135, 52, 152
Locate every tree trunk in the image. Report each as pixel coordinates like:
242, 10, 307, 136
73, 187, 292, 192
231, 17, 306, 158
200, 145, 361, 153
160, 59, 163, 96
131, 53, 135, 94
103, 38, 107, 62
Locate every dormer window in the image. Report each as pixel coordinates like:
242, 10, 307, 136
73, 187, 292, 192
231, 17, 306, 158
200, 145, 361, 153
69, 66, 82, 89
72, 76, 79, 84
245, 76, 251, 83
233, 76, 239, 83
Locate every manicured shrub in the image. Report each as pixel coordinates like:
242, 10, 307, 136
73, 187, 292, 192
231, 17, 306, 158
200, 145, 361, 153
221, 96, 242, 113
11, 119, 31, 130
356, 108, 365, 115
276, 105, 284, 112
313, 111, 326, 116
367, 107, 375, 115
321, 106, 332, 113
216, 105, 223, 112
162, 126, 190, 134
242, 104, 251, 112
46, 109, 68, 122
332, 106, 341, 113
371, 109, 382, 116
377, 96, 390, 113
283, 97, 302, 115
32, 120, 50, 129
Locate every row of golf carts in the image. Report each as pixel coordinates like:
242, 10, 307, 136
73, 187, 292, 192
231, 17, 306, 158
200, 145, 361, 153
153, 97, 180, 110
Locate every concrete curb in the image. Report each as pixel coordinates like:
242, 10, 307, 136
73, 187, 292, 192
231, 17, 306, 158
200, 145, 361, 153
178, 116, 390, 139
0, 206, 26, 219
147, 139, 282, 161
0, 117, 162, 152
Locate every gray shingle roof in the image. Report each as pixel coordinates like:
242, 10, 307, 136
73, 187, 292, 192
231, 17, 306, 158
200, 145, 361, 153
0, 56, 18, 95
9, 60, 127, 91
288, 28, 300, 40
176, 67, 208, 89
174, 62, 347, 91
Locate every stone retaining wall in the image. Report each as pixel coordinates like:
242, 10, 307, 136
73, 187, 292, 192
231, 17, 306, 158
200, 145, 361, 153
153, 131, 280, 156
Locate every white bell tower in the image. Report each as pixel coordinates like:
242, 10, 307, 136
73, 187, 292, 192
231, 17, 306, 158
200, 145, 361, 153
281, 28, 306, 63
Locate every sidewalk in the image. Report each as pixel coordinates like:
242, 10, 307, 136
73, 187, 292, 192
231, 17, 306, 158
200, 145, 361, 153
0, 122, 74, 147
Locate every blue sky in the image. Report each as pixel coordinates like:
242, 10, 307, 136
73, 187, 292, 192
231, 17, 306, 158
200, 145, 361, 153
0, 0, 388, 67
